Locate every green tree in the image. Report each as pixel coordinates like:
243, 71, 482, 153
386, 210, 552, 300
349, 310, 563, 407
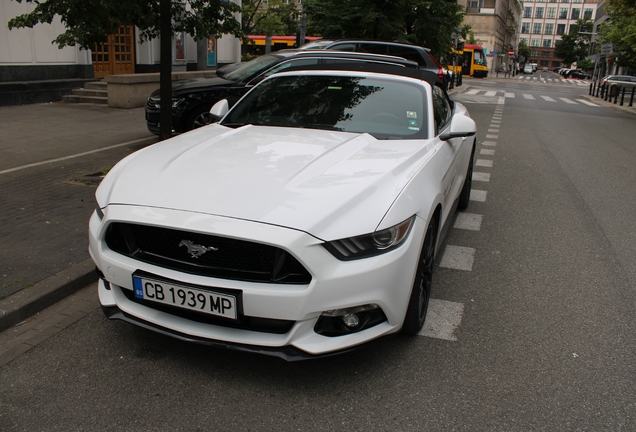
599, 0, 636, 69
304, 0, 465, 59
554, 19, 593, 66
8, 0, 242, 140
517, 39, 531, 61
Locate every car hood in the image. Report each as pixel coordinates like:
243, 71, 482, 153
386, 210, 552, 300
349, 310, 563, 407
150, 77, 236, 97
97, 124, 434, 240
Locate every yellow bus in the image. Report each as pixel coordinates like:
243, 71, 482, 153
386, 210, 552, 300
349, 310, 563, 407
451, 44, 489, 78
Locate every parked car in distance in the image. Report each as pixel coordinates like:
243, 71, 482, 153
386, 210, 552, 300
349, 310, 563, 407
542, 67, 548, 72
322, 39, 447, 84
523, 64, 533, 74
566, 70, 590, 79
145, 50, 421, 135
92, 64, 477, 360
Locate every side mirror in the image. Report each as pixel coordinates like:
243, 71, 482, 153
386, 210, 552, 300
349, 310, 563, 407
439, 113, 477, 141
210, 99, 229, 119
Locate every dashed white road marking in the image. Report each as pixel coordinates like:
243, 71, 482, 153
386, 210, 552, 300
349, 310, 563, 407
488, 129, 499, 133
480, 149, 495, 156
476, 159, 493, 167
523, 94, 535, 100
559, 97, 577, 104
419, 299, 464, 341
470, 189, 487, 202
439, 245, 476, 271
472, 171, 491, 181
454, 212, 483, 230
578, 99, 600, 107
466, 89, 480, 95
482, 141, 497, 146
505, 92, 515, 98
486, 134, 498, 139
541, 96, 557, 102
484, 91, 497, 97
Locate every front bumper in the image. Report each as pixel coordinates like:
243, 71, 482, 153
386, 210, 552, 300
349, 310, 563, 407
90, 205, 425, 358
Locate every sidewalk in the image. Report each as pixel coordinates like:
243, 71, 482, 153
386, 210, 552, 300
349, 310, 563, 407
0, 102, 158, 332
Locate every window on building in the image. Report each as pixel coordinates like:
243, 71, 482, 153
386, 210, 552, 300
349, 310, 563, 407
540, 60, 550, 66
549, 0, 557, 3
552, 60, 561, 66
533, 23, 543, 33
542, 51, 550, 57
572, 0, 582, 3
543, 38, 552, 47
520, 37, 529, 45
557, 23, 566, 34
547, 7, 556, 17
584, 8, 593, 19
536, 7, 544, 17
536, 0, 546, 2
571, 8, 580, 18
545, 23, 554, 34
521, 22, 531, 33
524, 7, 532, 17
531, 50, 539, 56
559, 7, 568, 18
561, 0, 568, 3
531, 39, 540, 47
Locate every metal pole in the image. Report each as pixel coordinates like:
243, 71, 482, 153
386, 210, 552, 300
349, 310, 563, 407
630, 87, 635, 107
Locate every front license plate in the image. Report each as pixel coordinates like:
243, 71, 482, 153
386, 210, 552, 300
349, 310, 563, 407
133, 276, 237, 320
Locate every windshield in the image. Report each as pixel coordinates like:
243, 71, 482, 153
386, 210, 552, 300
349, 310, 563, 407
222, 74, 428, 139
222, 54, 283, 82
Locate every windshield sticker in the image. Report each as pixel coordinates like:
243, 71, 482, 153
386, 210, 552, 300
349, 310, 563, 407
408, 119, 418, 127
408, 126, 420, 131
407, 111, 417, 118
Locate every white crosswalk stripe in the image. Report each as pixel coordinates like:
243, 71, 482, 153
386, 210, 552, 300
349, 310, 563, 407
578, 99, 600, 106
541, 95, 557, 102
559, 97, 577, 104
523, 94, 535, 100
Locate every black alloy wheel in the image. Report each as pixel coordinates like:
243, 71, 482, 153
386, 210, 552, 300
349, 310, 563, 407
402, 218, 437, 335
187, 105, 216, 131
458, 142, 475, 210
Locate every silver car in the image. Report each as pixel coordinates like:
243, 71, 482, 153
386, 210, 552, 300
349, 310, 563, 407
602, 75, 636, 92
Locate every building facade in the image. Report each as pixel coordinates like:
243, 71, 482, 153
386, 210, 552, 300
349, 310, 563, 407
0, 0, 241, 105
458, 0, 523, 73
519, 0, 597, 69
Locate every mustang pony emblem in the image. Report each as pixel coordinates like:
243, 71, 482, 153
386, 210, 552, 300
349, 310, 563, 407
178, 240, 218, 258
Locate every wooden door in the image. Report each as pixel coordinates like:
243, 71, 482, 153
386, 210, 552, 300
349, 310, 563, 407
92, 26, 135, 78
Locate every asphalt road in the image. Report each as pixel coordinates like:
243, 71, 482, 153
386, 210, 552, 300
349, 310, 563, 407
1, 80, 635, 430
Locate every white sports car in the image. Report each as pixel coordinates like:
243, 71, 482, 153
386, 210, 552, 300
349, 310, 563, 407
89, 65, 477, 360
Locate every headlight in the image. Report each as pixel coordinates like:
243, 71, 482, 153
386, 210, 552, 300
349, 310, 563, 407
323, 216, 415, 261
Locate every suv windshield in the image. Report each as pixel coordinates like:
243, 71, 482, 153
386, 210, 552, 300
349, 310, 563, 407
222, 74, 428, 139
222, 54, 283, 82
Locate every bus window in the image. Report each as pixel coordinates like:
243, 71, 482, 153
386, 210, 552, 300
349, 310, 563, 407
473, 49, 486, 66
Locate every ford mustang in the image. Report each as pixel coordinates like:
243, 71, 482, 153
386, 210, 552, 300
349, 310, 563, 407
89, 64, 477, 360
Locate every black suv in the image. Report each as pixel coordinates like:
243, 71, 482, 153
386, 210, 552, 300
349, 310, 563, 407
145, 50, 420, 135
322, 40, 446, 84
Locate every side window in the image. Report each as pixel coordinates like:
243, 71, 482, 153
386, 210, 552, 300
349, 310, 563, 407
432, 85, 452, 135
251, 58, 319, 84
388, 46, 426, 66
327, 43, 356, 52
359, 43, 388, 54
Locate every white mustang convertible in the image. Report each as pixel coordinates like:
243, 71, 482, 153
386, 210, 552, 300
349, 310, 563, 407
89, 66, 477, 360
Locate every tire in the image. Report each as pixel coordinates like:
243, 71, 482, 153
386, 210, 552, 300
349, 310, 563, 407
458, 142, 475, 210
186, 105, 216, 131
402, 218, 437, 335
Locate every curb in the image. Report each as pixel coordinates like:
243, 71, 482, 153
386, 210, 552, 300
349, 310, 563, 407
0, 259, 98, 333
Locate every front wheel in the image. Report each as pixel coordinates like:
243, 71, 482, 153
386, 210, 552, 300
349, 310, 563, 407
402, 218, 437, 335
186, 105, 216, 131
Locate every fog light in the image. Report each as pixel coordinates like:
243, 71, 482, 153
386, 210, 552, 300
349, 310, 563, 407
342, 313, 360, 328
315, 304, 387, 337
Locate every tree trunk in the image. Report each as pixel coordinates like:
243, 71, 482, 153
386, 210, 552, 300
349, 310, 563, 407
159, 0, 173, 141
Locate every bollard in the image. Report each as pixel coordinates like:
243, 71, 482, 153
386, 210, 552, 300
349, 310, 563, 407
604, 84, 609, 101
630, 87, 635, 107
620, 86, 626, 106
614, 86, 619, 104
597, 82, 601, 97
589, 82, 593, 96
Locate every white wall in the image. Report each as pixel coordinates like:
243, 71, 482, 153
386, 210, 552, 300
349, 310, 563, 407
0, 0, 88, 65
